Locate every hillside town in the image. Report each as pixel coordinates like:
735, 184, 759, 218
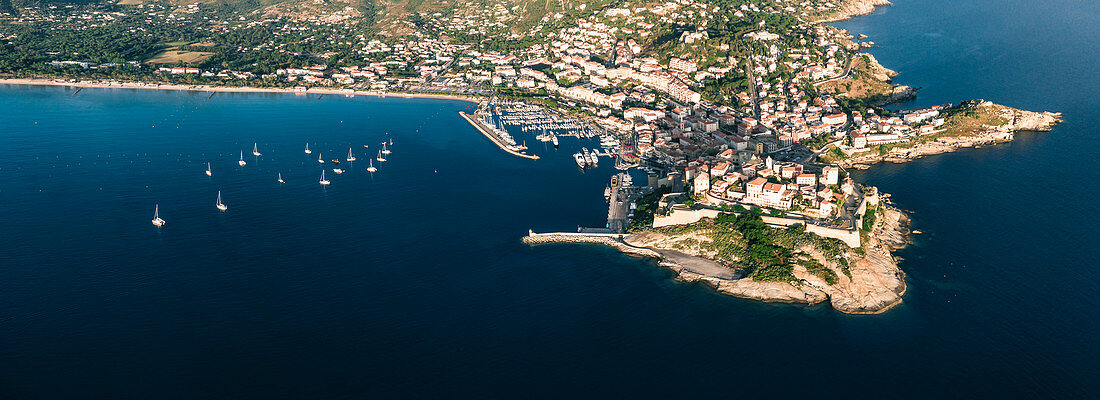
2, 0, 960, 240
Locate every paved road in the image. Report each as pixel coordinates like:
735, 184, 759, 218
800, 138, 844, 164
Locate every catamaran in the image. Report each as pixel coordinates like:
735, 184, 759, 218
304, 143, 312, 154
318, 153, 324, 164
381, 142, 391, 155
376, 150, 386, 162
277, 173, 285, 183
151, 204, 165, 226
346, 148, 356, 162
216, 191, 228, 211
238, 151, 246, 166
252, 143, 261, 156
205, 162, 212, 176
319, 170, 330, 185
367, 159, 377, 173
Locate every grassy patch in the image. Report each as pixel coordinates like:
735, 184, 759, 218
642, 213, 852, 284
818, 56, 892, 99
937, 102, 1010, 138
148, 50, 215, 64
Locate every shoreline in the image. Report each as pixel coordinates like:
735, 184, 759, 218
524, 205, 911, 315
814, 0, 893, 23
837, 101, 1063, 169
0, 78, 483, 104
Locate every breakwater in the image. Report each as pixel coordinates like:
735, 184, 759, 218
522, 231, 658, 258
459, 111, 540, 160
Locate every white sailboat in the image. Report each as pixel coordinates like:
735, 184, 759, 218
205, 162, 212, 176
238, 151, 246, 166
389, 138, 393, 146
366, 158, 377, 173
376, 150, 386, 162
319, 170, 331, 185
151, 204, 165, 226
252, 143, 261, 156
216, 191, 228, 211
318, 152, 324, 164
346, 148, 356, 162
277, 173, 285, 183
304, 143, 312, 154
381, 142, 392, 155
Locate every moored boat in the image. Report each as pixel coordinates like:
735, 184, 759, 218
151, 204, 165, 226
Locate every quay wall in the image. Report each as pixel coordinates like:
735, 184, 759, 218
522, 232, 661, 259
458, 111, 540, 160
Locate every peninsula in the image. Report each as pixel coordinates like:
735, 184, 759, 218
0, 0, 1061, 313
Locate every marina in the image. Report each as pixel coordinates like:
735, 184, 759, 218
458, 104, 539, 160
461, 98, 640, 169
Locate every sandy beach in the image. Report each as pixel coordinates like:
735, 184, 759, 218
0, 78, 483, 104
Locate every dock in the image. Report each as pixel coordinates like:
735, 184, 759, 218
459, 111, 540, 160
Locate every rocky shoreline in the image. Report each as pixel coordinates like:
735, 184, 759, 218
523, 205, 911, 314
840, 101, 1063, 169
815, 0, 893, 23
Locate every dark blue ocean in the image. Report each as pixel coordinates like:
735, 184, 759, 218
1, 1, 1097, 398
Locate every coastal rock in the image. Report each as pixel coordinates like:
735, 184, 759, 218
1002, 104, 1064, 131
801, 207, 909, 314
817, 0, 893, 23
716, 278, 829, 305
526, 210, 912, 314
874, 84, 917, 107
861, 53, 898, 81
839, 101, 1063, 168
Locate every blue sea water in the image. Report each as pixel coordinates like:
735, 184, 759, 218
1, 1, 1097, 398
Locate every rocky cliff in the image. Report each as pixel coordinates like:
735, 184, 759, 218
803, 207, 908, 314
548, 205, 914, 314
862, 53, 898, 81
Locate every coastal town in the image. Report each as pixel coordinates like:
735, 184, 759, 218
0, 0, 1062, 313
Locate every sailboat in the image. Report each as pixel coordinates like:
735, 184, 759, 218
367, 158, 377, 173
252, 143, 261, 156
238, 150, 246, 166
319, 170, 331, 185
304, 143, 312, 154
277, 173, 285, 183
205, 162, 212, 176
216, 191, 228, 211
376, 150, 386, 162
346, 148, 356, 162
318, 152, 324, 164
389, 138, 393, 146
381, 142, 391, 155
151, 204, 165, 226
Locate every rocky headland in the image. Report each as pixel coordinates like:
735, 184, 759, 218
523, 203, 912, 314
840, 100, 1063, 169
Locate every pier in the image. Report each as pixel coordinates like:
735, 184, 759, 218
459, 111, 540, 160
